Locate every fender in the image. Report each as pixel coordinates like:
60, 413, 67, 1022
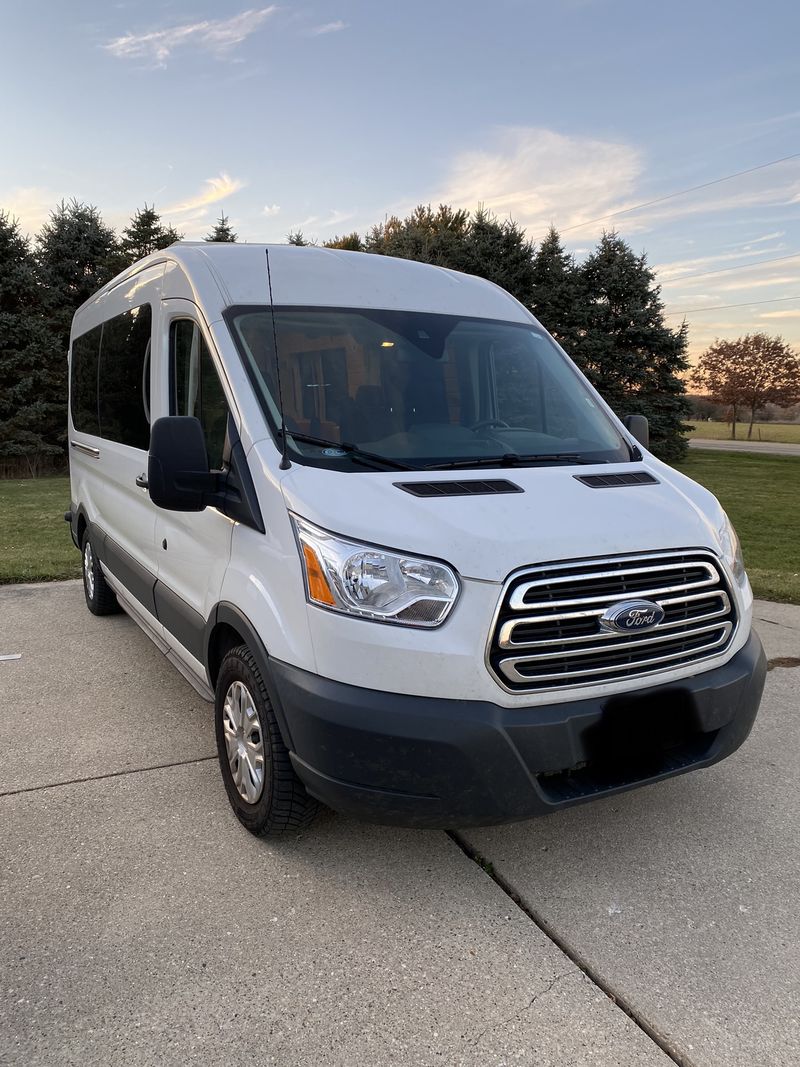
204, 601, 296, 750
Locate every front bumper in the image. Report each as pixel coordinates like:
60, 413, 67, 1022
270, 631, 767, 828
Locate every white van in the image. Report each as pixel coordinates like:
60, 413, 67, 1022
66, 243, 766, 835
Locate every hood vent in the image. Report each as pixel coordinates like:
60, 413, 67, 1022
394, 478, 523, 498
575, 471, 659, 489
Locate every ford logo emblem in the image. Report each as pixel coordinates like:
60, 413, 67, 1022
599, 599, 665, 634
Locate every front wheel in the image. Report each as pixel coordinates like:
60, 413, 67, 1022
81, 531, 120, 616
215, 645, 319, 836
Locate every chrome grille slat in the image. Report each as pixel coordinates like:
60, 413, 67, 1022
487, 550, 737, 693
509, 561, 718, 609
498, 592, 731, 649
499, 621, 732, 665
499, 628, 733, 686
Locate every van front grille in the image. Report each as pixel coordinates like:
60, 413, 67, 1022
488, 550, 736, 692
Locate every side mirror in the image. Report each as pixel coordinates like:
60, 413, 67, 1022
148, 416, 217, 511
623, 414, 649, 450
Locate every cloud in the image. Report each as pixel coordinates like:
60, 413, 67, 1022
104, 7, 277, 67
759, 309, 800, 319
434, 127, 643, 239
263, 203, 281, 216
293, 209, 355, 232
0, 186, 57, 235
167, 173, 245, 217
308, 20, 347, 35
655, 246, 787, 282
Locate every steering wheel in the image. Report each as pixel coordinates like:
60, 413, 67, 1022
471, 418, 511, 432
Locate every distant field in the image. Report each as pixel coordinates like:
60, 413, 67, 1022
1, 458, 798, 604
687, 420, 800, 444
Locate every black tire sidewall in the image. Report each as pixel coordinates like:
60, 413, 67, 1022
215, 650, 275, 832
81, 531, 99, 611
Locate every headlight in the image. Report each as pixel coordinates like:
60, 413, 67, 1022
718, 511, 746, 584
291, 514, 460, 627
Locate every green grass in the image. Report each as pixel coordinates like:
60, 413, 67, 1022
1, 459, 798, 604
675, 451, 800, 604
687, 420, 800, 443
0, 477, 80, 584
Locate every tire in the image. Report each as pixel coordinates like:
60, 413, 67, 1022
81, 530, 120, 616
215, 645, 319, 836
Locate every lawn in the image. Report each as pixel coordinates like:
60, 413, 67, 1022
674, 451, 800, 604
1, 458, 798, 603
687, 420, 800, 444
0, 476, 80, 584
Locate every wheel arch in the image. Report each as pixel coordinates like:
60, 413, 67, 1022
205, 602, 296, 750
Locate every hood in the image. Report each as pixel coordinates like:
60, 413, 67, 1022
259, 444, 727, 582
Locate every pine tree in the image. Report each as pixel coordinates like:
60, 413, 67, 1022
574, 232, 690, 461
120, 204, 181, 264
35, 199, 121, 370
287, 230, 310, 246
205, 213, 237, 243
0, 212, 64, 471
323, 232, 364, 251
530, 227, 585, 351
363, 204, 535, 305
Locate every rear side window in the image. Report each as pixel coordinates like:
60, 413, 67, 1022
70, 325, 102, 435
171, 319, 230, 468
98, 305, 152, 450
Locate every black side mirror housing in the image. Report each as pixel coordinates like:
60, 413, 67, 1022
623, 414, 649, 450
148, 416, 217, 511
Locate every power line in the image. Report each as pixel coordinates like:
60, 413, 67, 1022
551, 152, 800, 237
664, 295, 800, 317
659, 251, 800, 285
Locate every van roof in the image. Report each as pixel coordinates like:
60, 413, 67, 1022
80, 243, 535, 325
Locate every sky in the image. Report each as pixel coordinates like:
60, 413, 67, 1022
2, 0, 799, 361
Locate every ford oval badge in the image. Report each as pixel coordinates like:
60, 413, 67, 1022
599, 599, 665, 634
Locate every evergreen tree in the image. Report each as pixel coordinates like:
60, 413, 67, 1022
34, 199, 121, 379
287, 230, 310, 246
205, 213, 237, 243
364, 205, 534, 305
0, 212, 64, 471
530, 227, 585, 351
120, 204, 181, 264
573, 232, 690, 461
323, 232, 364, 251
459, 207, 534, 307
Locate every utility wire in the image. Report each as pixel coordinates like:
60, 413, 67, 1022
659, 251, 800, 284
664, 295, 800, 317
551, 152, 800, 237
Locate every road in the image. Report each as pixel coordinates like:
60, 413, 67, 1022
1, 582, 798, 1066
689, 437, 800, 456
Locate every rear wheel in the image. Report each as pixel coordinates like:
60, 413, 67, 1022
81, 531, 119, 616
215, 645, 319, 836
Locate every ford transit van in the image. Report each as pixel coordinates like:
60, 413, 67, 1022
66, 243, 766, 836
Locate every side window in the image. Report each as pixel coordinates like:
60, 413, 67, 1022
70, 325, 102, 435
98, 305, 152, 449
171, 319, 230, 468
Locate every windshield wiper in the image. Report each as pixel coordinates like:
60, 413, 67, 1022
279, 430, 419, 472
426, 453, 596, 471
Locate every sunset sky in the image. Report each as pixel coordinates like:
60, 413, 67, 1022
2, 0, 799, 361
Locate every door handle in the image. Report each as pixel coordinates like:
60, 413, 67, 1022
135, 473, 149, 489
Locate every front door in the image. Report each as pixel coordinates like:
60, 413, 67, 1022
153, 304, 236, 678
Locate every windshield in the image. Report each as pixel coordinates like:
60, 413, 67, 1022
224, 306, 631, 469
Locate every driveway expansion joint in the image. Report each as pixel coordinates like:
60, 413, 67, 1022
0, 755, 217, 799
448, 829, 694, 1067
766, 657, 800, 671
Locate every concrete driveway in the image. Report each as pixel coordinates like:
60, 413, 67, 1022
1, 582, 798, 1066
